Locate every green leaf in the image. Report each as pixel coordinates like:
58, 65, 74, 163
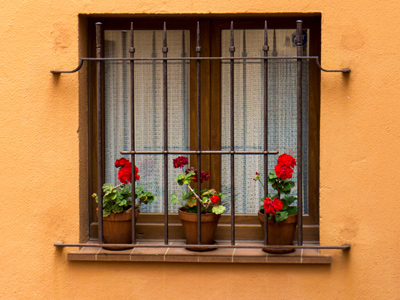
275, 210, 289, 222
186, 172, 195, 179
212, 205, 226, 215
175, 174, 186, 186
135, 186, 144, 194
103, 183, 113, 189
186, 197, 197, 207
171, 193, 180, 205
269, 171, 277, 179
103, 193, 112, 202
286, 206, 298, 216
281, 199, 288, 211
282, 180, 295, 192
283, 195, 296, 204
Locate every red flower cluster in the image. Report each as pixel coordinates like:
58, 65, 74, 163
173, 156, 189, 168
210, 195, 219, 203
193, 170, 210, 183
115, 158, 139, 184
263, 197, 283, 215
274, 153, 296, 180
184, 166, 210, 183
277, 154, 296, 168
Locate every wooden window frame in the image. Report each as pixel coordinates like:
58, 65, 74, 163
86, 15, 321, 242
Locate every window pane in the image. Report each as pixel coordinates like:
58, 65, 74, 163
221, 29, 310, 214
104, 30, 190, 213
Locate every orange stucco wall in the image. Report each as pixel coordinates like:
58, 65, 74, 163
1, 0, 400, 299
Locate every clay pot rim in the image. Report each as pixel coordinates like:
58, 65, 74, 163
101, 207, 140, 222
178, 207, 220, 222
258, 210, 298, 224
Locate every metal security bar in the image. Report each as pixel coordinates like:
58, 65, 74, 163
53, 19, 351, 251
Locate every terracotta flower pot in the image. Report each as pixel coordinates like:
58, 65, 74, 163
178, 207, 221, 251
258, 210, 298, 254
102, 207, 139, 250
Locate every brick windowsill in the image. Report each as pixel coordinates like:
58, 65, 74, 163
67, 240, 332, 264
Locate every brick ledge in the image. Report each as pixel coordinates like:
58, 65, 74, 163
67, 240, 332, 264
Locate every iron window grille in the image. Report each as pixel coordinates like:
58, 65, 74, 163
53, 18, 350, 251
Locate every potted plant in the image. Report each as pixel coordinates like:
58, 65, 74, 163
171, 156, 227, 251
92, 157, 156, 249
254, 153, 298, 253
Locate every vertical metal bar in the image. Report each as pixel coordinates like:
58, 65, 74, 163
88, 53, 93, 239
162, 22, 169, 245
263, 21, 269, 246
96, 22, 104, 244
196, 22, 202, 245
151, 32, 157, 149
241, 31, 247, 214
181, 32, 188, 147
296, 20, 303, 246
129, 22, 136, 245
229, 21, 236, 246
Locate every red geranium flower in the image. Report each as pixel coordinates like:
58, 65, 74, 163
210, 195, 219, 203
173, 156, 189, 168
277, 153, 296, 168
185, 168, 210, 183
115, 158, 139, 184
193, 171, 210, 183
274, 164, 294, 180
115, 157, 130, 168
263, 197, 283, 215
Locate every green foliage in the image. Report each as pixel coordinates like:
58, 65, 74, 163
135, 186, 156, 205
93, 183, 157, 217
212, 205, 226, 214
171, 193, 180, 205
275, 210, 289, 222
282, 195, 296, 204
285, 206, 298, 216
171, 164, 227, 215
175, 172, 195, 186
256, 169, 298, 223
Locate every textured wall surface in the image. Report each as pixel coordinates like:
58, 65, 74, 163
1, 0, 399, 299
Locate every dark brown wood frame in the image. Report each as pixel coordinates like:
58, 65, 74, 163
86, 15, 321, 241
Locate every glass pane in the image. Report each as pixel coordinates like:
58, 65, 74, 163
104, 30, 190, 213
221, 29, 310, 214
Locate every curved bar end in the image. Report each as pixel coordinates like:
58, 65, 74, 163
50, 59, 85, 74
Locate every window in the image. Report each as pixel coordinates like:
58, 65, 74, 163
86, 16, 321, 242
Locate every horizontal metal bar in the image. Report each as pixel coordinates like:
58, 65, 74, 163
120, 150, 279, 155
54, 242, 351, 250
51, 56, 350, 74
80, 55, 317, 61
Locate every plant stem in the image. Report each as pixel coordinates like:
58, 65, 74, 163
257, 178, 265, 188
187, 184, 206, 208
277, 179, 281, 199
111, 183, 124, 191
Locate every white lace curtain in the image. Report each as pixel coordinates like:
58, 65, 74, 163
103, 28, 309, 214
221, 29, 309, 214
